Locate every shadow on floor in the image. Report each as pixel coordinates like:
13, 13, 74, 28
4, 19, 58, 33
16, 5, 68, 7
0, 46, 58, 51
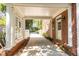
15, 35, 68, 56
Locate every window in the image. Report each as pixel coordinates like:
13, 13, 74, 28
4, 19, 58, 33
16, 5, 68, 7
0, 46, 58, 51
58, 22, 61, 30
25, 20, 33, 29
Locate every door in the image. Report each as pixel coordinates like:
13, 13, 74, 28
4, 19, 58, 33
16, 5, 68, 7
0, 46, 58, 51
56, 19, 62, 40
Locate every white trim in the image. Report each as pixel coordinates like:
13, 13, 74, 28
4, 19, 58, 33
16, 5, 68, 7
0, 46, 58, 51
67, 5, 73, 47
56, 15, 62, 40
76, 4, 79, 56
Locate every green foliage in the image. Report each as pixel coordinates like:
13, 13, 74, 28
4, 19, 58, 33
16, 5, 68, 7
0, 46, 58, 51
0, 31, 3, 39
25, 19, 42, 33
30, 27, 39, 33
43, 32, 49, 37
33, 19, 42, 29
0, 4, 6, 47
0, 16, 6, 26
0, 31, 6, 47
0, 4, 6, 26
43, 32, 52, 41
0, 4, 6, 13
25, 20, 33, 29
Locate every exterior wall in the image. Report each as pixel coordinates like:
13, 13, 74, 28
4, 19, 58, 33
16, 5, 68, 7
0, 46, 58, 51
52, 4, 78, 56
62, 10, 68, 45
47, 19, 53, 38
42, 19, 50, 34
52, 18, 56, 40
15, 15, 23, 43
42, 19, 53, 39
52, 10, 68, 45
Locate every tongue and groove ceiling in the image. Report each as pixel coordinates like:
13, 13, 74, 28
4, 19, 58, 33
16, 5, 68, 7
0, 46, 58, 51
13, 3, 70, 18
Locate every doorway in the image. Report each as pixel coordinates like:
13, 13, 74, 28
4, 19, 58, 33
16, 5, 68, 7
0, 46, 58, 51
25, 19, 42, 34
56, 17, 62, 40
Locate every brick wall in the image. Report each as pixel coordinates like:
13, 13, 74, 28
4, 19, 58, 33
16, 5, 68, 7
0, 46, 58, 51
62, 10, 68, 45
52, 10, 76, 55
52, 10, 68, 46
52, 4, 77, 55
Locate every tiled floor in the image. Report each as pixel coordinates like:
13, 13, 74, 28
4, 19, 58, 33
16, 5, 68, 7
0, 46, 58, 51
15, 33, 68, 56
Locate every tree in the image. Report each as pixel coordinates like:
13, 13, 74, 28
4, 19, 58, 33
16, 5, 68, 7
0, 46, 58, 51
0, 4, 6, 26
0, 4, 6, 47
0, 16, 6, 26
0, 4, 6, 13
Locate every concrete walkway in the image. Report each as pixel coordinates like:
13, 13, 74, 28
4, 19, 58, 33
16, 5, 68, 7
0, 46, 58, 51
15, 33, 68, 56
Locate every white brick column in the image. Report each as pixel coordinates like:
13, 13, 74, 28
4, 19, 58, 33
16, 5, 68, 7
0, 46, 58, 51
67, 5, 73, 47
5, 4, 16, 50
22, 19, 25, 39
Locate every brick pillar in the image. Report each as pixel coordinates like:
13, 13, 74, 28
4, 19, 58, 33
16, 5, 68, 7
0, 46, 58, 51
71, 3, 77, 56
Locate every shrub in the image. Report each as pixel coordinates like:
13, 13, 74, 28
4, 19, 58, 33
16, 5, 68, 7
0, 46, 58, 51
43, 32, 52, 41
0, 32, 5, 47
43, 32, 49, 37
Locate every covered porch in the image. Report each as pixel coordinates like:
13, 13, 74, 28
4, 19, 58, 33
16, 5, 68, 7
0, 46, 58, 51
1, 3, 78, 56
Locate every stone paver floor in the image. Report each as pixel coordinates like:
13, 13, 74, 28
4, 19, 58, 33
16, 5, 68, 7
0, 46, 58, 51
15, 33, 68, 56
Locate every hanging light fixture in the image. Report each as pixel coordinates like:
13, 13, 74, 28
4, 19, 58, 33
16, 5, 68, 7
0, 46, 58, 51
57, 15, 65, 21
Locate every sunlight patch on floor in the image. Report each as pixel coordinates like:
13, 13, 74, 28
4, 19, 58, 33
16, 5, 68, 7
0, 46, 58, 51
30, 33, 43, 38
16, 45, 68, 56
15, 33, 68, 56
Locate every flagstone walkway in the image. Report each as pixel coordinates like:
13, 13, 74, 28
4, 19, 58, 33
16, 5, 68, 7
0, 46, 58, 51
15, 34, 68, 56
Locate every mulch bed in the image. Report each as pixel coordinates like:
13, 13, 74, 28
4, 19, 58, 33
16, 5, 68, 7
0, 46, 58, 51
5, 38, 30, 56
